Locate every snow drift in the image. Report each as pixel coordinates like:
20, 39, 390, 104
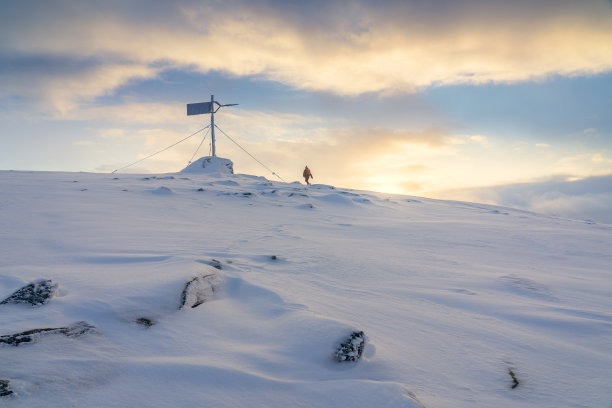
180, 156, 234, 175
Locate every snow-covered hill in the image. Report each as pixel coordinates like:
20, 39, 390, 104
0, 167, 611, 408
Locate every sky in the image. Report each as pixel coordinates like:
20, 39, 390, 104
1, 0, 611, 220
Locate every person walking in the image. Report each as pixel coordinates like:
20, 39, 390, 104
303, 166, 313, 185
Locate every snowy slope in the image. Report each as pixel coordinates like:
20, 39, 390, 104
0, 168, 611, 408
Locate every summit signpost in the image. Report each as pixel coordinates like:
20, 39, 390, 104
115, 93, 282, 180
187, 95, 237, 157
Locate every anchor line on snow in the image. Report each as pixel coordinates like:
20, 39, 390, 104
214, 124, 286, 182
111, 126, 210, 173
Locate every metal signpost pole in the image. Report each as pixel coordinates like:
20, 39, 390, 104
210, 95, 216, 157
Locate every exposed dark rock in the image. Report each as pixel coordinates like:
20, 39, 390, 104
142, 176, 175, 180
0, 379, 13, 397
509, 369, 520, 389
197, 188, 206, 191
0, 279, 58, 307
216, 191, 254, 197
135, 318, 155, 328
200, 259, 222, 270
335, 331, 365, 362
270, 255, 278, 260
0, 321, 97, 346
180, 273, 224, 309
61, 321, 96, 337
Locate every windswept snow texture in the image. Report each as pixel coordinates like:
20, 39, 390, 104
0, 170, 611, 408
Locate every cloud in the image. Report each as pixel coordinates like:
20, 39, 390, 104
434, 174, 612, 224
591, 153, 612, 163
1, 0, 611, 112
400, 164, 430, 173
330, 127, 454, 151
528, 192, 612, 224
555, 152, 612, 174
469, 135, 489, 145
401, 181, 425, 192
0, 55, 160, 114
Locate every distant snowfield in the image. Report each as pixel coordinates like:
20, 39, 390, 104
0, 168, 611, 408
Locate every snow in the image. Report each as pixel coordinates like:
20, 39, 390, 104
180, 156, 234, 175
0, 166, 611, 408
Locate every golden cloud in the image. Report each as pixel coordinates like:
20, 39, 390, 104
2, 1, 611, 110
0, 61, 160, 115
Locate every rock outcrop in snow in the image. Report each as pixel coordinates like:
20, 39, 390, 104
0, 379, 13, 397
180, 272, 224, 309
181, 156, 234, 175
135, 317, 155, 328
509, 368, 520, 389
0, 321, 97, 346
199, 259, 223, 270
335, 331, 366, 362
0, 279, 58, 307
